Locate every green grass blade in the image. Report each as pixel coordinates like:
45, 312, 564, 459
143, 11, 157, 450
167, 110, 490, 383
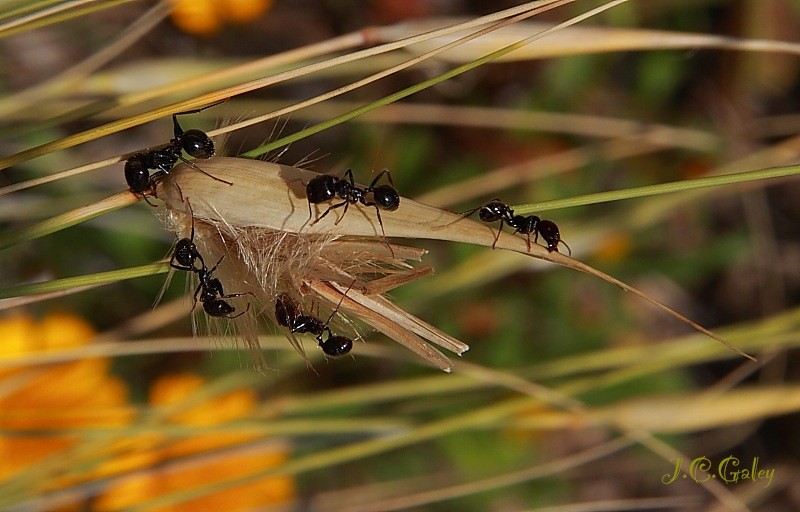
0, 191, 137, 250
514, 163, 800, 214
0, 262, 168, 300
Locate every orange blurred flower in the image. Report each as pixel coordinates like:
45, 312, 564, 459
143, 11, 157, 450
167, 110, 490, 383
0, 313, 132, 486
96, 373, 294, 511
592, 232, 632, 264
171, 0, 274, 37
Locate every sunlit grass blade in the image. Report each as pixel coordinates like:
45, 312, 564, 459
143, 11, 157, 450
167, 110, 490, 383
515, 162, 800, 214
0, 191, 137, 249
0, 262, 168, 300
509, 385, 800, 434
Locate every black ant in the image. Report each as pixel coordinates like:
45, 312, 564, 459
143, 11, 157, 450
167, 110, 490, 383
192, 254, 253, 319
169, 220, 252, 319
306, 169, 400, 238
274, 293, 353, 357
460, 198, 571, 255
125, 102, 231, 204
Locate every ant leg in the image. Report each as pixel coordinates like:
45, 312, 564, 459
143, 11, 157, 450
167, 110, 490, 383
491, 218, 505, 250
191, 283, 203, 312
313, 200, 348, 225
368, 168, 394, 189
179, 157, 233, 186
207, 254, 227, 274
170, 262, 195, 272
332, 201, 350, 226
436, 204, 482, 230
219, 291, 256, 300
139, 192, 158, 208
226, 302, 252, 319
369, 203, 395, 257
315, 325, 333, 346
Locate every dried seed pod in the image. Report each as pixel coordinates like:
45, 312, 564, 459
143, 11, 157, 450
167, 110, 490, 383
157, 158, 472, 371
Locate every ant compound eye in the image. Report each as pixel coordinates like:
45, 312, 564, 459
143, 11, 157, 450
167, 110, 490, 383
181, 130, 215, 158
373, 185, 400, 211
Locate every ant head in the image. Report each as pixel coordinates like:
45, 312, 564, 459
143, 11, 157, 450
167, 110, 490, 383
204, 299, 235, 317
372, 184, 400, 211
320, 335, 353, 356
181, 129, 215, 159
539, 220, 570, 254
306, 174, 338, 204
479, 200, 508, 222
124, 156, 150, 193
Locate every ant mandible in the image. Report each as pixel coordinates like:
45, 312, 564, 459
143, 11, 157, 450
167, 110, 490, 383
125, 101, 231, 204
274, 293, 353, 357
305, 168, 400, 238
460, 198, 571, 255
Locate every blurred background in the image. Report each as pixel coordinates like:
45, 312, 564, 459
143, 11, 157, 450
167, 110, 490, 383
1, 0, 799, 510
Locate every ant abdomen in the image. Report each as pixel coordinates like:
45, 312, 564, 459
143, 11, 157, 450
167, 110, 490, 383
275, 293, 300, 327
478, 200, 509, 223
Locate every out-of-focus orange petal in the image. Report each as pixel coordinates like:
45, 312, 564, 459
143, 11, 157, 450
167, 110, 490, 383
150, 373, 259, 457
0, 359, 120, 421
94, 470, 164, 512
593, 232, 632, 263
0, 314, 36, 355
0, 312, 133, 491
37, 313, 96, 350
221, 0, 273, 23
97, 447, 294, 512
171, 0, 222, 37
88, 435, 163, 480
0, 314, 36, 380
167, 448, 294, 512
0, 437, 73, 482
